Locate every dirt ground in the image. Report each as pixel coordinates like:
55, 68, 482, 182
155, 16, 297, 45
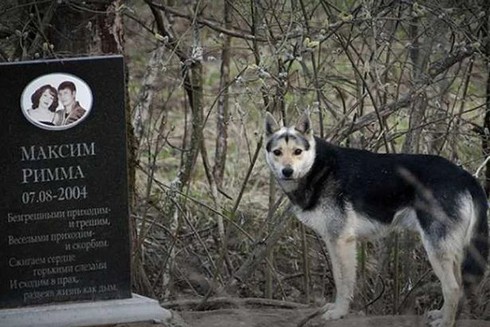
110, 307, 490, 327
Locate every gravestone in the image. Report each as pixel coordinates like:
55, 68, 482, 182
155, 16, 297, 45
0, 56, 170, 326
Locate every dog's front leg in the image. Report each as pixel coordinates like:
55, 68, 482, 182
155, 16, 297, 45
322, 234, 357, 320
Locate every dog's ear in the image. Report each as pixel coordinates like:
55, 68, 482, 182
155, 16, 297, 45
265, 112, 279, 136
295, 111, 312, 136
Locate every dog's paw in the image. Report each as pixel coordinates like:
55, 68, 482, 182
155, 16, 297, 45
426, 310, 443, 327
426, 309, 443, 321
428, 317, 447, 327
321, 306, 347, 320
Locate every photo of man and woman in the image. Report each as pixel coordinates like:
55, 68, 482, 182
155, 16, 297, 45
21, 73, 92, 130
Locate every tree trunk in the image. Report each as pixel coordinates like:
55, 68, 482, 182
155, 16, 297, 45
213, 0, 232, 188
48, 3, 93, 55
483, 1, 490, 196
397, 11, 429, 314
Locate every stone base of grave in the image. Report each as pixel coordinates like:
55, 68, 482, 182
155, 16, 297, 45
0, 293, 172, 327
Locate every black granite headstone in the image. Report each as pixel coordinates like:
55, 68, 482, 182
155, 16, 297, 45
0, 56, 131, 308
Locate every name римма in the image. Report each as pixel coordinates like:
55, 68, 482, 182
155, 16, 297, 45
21, 166, 85, 184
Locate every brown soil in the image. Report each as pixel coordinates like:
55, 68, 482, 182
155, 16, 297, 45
110, 307, 490, 327
177, 308, 490, 327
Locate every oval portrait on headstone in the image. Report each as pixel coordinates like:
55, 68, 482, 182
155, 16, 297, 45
20, 73, 93, 131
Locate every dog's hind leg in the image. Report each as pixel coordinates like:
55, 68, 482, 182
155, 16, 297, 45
422, 240, 463, 327
322, 234, 357, 320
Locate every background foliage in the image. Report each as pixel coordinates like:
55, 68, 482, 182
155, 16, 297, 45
2, 0, 490, 320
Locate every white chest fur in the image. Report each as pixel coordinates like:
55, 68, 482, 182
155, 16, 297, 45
294, 203, 344, 239
293, 201, 390, 240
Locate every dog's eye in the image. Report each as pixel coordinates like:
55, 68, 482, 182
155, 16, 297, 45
294, 149, 303, 156
273, 149, 282, 156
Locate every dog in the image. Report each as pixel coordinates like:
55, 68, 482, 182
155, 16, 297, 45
264, 111, 489, 327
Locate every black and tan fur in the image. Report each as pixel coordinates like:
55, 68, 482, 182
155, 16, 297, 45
264, 112, 489, 327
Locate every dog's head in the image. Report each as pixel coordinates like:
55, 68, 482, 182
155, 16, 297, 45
264, 112, 316, 182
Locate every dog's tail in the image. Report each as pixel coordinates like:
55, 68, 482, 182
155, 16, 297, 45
462, 185, 489, 295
